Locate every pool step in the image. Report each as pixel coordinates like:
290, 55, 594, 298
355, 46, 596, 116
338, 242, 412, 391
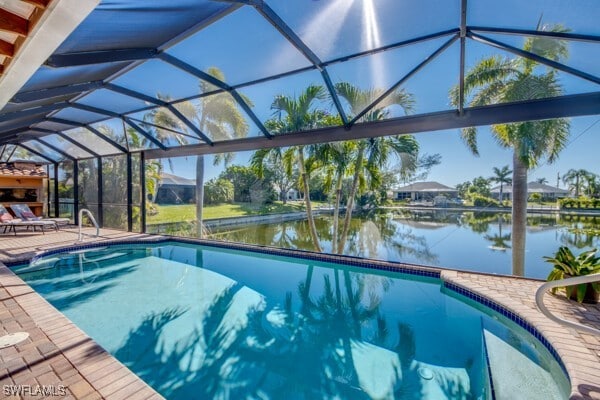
482, 328, 564, 400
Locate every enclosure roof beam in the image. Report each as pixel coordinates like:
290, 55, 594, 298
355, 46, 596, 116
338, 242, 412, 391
18, 143, 56, 163
55, 131, 100, 158
68, 102, 121, 119
468, 32, 600, 85
123, 117, 168, 150
247, 0, 349, 127
30, 125, 100, 158
158, 53, 270, 140
144, 91, 600, 159
0, 102, 68, 122
45, 48, 158, 68
10, 81, 104, 103
43, 117, 127, 154
468, 26, 600, 44
85, 125, 128, 153
103, 82, 214, 144
35, 137, 76, 161
349, 35, 459, 126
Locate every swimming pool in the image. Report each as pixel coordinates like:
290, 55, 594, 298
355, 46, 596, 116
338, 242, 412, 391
13, 241, 570, 400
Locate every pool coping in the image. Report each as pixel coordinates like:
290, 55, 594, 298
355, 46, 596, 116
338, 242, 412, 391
2, 236, 600, 399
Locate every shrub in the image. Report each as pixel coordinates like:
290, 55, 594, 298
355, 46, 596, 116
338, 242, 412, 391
559, 197, 600, 210
204, 178, 234, 205
471, 194, 500, 208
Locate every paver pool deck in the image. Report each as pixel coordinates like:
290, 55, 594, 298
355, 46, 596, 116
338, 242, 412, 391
0, 227, 598, 399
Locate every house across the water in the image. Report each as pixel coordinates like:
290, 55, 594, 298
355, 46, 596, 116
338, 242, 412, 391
491, 182, 570, 201
392, 181, 458, 202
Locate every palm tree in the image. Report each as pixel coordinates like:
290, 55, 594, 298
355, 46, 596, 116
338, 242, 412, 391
334, 82, 419, 253
195, 68, 250, 237
450, 23, 571, 276
315, 141, 355, 253
584, 174, 600, 198
259, 84, 332, 252
490, 165, 512, 203
562, 168, 594, 197
148, 68, 249, 237
535, 177, 548, 185
251, 147, 298, 204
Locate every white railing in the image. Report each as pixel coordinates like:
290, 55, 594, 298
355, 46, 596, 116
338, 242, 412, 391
78, 208, 100, 242
535, 274, 600, 336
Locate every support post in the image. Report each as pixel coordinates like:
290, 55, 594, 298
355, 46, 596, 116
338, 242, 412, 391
140, 152, 146, 233
73, 161, 79, 225
53, 163, 59, 218
127, 153, 133, 232
97, 157, 103, 228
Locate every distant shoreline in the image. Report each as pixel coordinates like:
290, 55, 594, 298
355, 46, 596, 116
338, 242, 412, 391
384, 205, 600, 216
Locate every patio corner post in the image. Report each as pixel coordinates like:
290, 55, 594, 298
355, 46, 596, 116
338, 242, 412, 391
73, 161, 79, 226
140, 152, 146, 233
127, 153, 133, 232
97, 157, 103, 228
53, 163, 59, 218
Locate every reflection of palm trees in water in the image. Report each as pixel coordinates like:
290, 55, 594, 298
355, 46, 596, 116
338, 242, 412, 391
485, 214, 511, 251
212, 214, 440, 264
113, 266, 426, 399
341, 216, 439, 264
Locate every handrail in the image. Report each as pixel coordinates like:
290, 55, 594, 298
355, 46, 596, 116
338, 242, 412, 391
78, 208, 100, 242
535, 273, 600, 336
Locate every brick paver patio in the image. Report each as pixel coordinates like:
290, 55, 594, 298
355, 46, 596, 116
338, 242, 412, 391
0, 228, 599, 399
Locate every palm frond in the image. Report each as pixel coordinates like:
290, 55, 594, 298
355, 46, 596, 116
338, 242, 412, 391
460, 126, 480, 156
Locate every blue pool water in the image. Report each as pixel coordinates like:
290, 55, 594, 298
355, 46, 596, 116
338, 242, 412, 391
14, 242, 570, 400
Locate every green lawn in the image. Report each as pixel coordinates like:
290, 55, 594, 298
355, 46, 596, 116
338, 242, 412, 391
147, 201, 326, 224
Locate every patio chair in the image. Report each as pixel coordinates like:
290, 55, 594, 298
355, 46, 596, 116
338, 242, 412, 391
9, 203, 70, 227
0, 204, 57, 235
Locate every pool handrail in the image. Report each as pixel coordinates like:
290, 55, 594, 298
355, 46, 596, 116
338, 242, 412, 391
78, 208, 100, 242
535, 273, 600, 336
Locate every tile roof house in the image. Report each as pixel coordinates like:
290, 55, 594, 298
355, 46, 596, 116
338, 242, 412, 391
491, 182, 570, 201
156, 173, 196, 204
392, 181, 458, 201
0, 162, 47, 216
0, 162, 47, 177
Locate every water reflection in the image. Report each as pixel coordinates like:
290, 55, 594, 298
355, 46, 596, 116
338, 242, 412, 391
113, 256, 474, 399
210, 210, 600, 279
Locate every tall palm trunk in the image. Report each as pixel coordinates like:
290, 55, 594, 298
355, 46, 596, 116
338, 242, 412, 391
499, 183, 503, 203
332, 174, 344, 254
298, 148, 322, 252
339, 145, 365, 253
196, 155, 205, 238
512, 151, 528, 276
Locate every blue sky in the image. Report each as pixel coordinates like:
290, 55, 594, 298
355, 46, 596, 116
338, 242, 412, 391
155, 1, 599, 188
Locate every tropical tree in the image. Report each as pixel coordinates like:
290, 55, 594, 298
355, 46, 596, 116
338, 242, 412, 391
259, 84, 333, 252
490, 165, 512, 203
251, 147, 298, 204
465, 176, 492, 200
203, 178, 234, 204
450, 23, 571, 276
334, 82, 419, 253
194, 68, 251, 236
147, 67, 250, 237
535, 177, 548, 185
315, 141, 355, 253
145, 160, 162, 203
584, 174, 600, 198
562, 168, 595, 197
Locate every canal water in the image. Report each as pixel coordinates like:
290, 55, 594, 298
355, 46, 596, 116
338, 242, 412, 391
208, 210, 600, 279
